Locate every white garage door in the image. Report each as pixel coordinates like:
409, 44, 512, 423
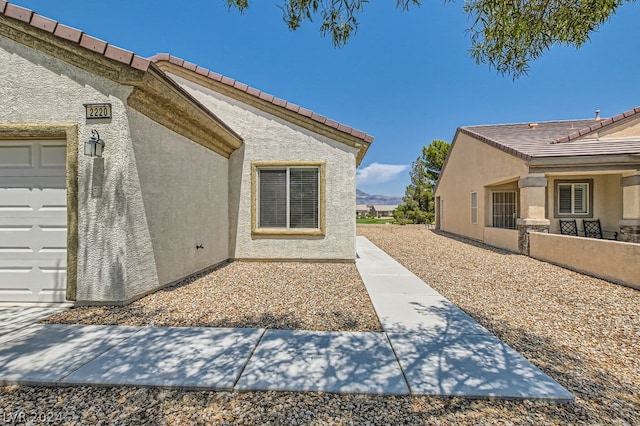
0, 140, 67, 303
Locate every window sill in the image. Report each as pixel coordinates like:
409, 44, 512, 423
252, 228, 325, 237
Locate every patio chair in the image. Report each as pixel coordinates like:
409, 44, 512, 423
559, 219, 578, 236
583, 219, 603, 239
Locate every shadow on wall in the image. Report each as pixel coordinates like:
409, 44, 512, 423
79, 157, 126, 302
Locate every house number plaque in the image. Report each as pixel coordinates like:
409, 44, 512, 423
84, 103, 112, 119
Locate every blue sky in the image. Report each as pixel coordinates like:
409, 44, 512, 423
13, 0, 640, 195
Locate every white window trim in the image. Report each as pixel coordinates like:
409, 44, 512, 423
470, 191, 478, 224
251, 161, 326, 236
555, 179, 593, 218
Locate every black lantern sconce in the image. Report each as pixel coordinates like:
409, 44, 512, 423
84, 130, 105, 157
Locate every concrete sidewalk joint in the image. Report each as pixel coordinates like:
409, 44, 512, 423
0, 237, 574, 401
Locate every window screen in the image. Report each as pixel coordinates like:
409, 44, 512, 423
258, 167, 319, 229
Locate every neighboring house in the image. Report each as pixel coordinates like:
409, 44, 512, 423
356, 204, 369, 216
371, 205, 399, 218
0, 3, 373, 304
434, 108, 640, 288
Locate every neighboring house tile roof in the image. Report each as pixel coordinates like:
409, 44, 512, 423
460, 105, 640, 161
553, 106, 640, 144
356, 204, 369, 211
149, 54, 375, 144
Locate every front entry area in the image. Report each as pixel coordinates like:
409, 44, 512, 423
0, 139, 67, 303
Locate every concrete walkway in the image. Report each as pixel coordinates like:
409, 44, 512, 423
0, 237, 573, 401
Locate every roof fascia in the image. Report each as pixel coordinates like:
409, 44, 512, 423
529, 154, 640, 173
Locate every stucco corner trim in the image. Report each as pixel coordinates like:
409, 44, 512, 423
518, 176, 548, 188
250, 160, 326, 238
0, 122, 79, 301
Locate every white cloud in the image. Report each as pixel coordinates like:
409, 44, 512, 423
356, 163, 410, 186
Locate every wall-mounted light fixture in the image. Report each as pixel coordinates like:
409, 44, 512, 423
84, 130, 105, 157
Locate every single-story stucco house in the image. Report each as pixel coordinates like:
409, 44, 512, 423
434, 108, 640, 288
356, 204, 369, 216
0, 3, 373, 304
370, 205, 398, 218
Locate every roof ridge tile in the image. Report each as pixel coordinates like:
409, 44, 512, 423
4, 3, 32, 22
30, 13, 57, 33
552, 104, 640, 144
1, 1, 150, 71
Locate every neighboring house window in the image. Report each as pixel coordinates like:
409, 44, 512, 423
252, 161, 325, 235
556, 180, 592, 217
492, 191, 516, 229
470, 192, 478, 224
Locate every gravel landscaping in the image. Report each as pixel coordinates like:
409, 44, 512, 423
2, 224, 638, 424
42, 262, 382, 332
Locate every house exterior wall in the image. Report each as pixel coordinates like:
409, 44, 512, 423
546, 174, 623, 236
128, 109, 229, 287
1, 36, 230, 303
172, 75, 359, 261
435, 132, 528, 241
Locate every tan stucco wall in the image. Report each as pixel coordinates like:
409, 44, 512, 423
128, 109, 229, 287
547, 174, 623, 235
483, 227, 519, 252
435, 132, 528, 240
529, 232, 640, 289
1, 35, 230, 303
172, 74, 359, 261
596, 114, 640, 139
623, 184, 640, 219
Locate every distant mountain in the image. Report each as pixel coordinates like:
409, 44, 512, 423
356, 189, 403, 206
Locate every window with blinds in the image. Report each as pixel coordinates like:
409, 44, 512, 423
258, 167, 319, 229
556, 181, 590, 216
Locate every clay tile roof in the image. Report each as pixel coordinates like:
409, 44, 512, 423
460, 105, 640, 160
0, 1, 150, 72
148, 53, 374, 144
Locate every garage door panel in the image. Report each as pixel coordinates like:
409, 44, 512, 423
0, 140, 67, 303
0, 187, 66, 210
0, 224, 66, 248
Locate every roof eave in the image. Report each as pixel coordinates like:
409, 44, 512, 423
528, 153, 640, 172
151, 56, 374, 166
